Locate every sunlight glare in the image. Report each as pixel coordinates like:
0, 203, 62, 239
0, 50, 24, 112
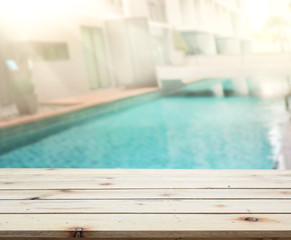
246, 0, 270, 30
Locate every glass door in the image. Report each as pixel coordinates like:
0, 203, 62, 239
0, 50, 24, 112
81, 27, 110, 89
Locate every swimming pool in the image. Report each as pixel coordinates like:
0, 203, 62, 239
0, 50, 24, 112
0, 92, 289, 169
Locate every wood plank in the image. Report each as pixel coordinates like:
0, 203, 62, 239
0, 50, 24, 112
1, 199, 291, 214
0, 214, 291, 238
1, 189, 291, 200
1, 169, 290, 175
1, 170, 290, 239
0, 178, 290, 189
1, 174, 291, 182
1, 169, 290, 180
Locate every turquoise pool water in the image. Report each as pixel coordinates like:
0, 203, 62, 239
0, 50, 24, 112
0, 95, 288, 169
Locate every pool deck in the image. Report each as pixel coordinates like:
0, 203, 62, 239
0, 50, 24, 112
0, 88, 158, 130
0, 169, 291, 240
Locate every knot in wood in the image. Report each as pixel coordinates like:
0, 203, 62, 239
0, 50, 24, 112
244, 217, 259, 222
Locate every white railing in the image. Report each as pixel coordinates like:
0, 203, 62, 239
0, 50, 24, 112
157, 53, 291, 81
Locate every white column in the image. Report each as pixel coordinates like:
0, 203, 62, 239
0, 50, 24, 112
195, 33, 217, 55
232, 77, 249, 95
212, 83, 224, 97
216, 38, 241, 54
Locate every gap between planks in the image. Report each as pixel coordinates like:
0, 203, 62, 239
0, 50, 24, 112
3, 238, 291, 240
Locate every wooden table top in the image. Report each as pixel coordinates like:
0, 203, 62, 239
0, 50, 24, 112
0, 169, 291, 240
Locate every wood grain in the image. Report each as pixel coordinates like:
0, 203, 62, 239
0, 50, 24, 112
0, 169, 290, 239
1, 189, 291, 200
1, 214, 291, 238
1, 199, 291, 213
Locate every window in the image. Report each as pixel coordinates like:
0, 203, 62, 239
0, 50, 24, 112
32, 42, 70, 61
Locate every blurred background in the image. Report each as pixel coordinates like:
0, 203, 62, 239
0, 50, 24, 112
1, 0, 291, 112
1, 0, 291, 169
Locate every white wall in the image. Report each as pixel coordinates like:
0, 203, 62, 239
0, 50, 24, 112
124, 0, 149, 18
0, 0, 120, 101
106, 18, 156, 87
165, 0, 182, 27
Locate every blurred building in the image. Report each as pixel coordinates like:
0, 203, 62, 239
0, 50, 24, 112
0, 0, 251, 103
167, 0, 251, 55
